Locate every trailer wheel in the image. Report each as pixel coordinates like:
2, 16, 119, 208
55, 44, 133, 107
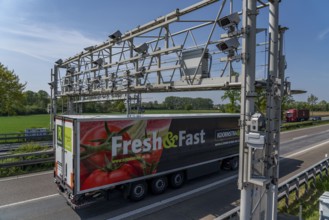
129, 181, 147, 201
230, 157, 239, 171
169, 172, 185, 188
150, 176, 168, 194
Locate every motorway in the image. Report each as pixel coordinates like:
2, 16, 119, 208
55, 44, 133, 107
0, 124, 328, 220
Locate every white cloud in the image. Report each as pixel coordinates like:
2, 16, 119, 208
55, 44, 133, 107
318, 28, 329, 40
0, 22, 101, 63
0, 9, 103, 93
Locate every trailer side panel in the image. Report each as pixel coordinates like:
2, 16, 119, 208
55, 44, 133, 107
77, 116, 239, 192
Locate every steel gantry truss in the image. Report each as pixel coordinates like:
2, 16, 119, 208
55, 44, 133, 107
50, 0, 287, 219
52, 0, 245, 103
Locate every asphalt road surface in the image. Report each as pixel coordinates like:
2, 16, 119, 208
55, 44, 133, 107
0, 124, 328, 220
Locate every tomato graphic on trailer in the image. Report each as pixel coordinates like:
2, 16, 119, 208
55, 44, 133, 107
81, 164, 139, 190
80, 121, 132, 169
79, 120, 134, 186
79, 119, 172, 191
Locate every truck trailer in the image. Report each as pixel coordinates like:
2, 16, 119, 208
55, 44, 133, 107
54, 113, 240, 208
285, 109, 309, 122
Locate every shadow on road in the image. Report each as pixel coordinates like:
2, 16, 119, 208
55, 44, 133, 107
279, 157, 304, 181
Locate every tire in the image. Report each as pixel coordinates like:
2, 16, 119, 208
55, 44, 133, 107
169, 172, 185, 188
150, 176, 168, 194
129, 181, 147, 201
230, 157, 239, 171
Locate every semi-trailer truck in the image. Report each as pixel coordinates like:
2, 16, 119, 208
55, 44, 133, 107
285, 109, 309, 122
54, 113, 240, 208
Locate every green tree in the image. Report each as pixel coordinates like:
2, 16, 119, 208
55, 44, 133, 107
103, 101, 113, 112
36, 90, 50, 109
184, 104, 193, 111
163, 96, 213, 110
254, 87, 266, 113
22, 90, 50, 114
24, 90, 37, 105
295, 101, 309, 110
317, 100, 327, 111
163, 96, 184, 110
193, 97, 213, 109
0, 63, 26, 115
307, 94, 318, 116
281, 95, 295, 119
284, 97, 297, 110
115, 101, 126, 112
56, 96, 68, 114
221, 90, 240, 113
221, 72, 240, 113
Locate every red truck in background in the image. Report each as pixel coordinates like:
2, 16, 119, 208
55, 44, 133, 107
285, 109, 310, 122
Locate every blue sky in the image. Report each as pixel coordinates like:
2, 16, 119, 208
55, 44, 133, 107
0, 0, 328, 104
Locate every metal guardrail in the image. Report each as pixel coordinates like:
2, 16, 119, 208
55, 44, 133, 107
216, 206, 240, 220
0, 141, 53, 152
0, 150, 54, 168
217, 157, 329, 220
281, 119, 329, 131
278, 157, 329, 208
0, 132, 52, 144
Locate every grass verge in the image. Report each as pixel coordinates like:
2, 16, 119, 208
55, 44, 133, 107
0, 114, 51, 133
278, 171, 329, 219
281, 120, 329, 131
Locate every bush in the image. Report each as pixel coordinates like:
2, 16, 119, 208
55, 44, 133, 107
12, 142, 48, 154
281, 120, 329, 131
278, 172, 329, 219
0, 143, 53, 177
23, 105, 47, 115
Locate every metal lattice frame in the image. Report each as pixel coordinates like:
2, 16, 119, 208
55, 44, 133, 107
52, 0, 249, 104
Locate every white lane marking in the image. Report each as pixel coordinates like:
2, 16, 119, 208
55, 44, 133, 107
292, 135, 308, 141
0, 194, 59, 209
281, 140, 329, 159
108, 175, 238, 220
312, 129, 329, 135
281, 129, 329, 145
0, 171, 53, 182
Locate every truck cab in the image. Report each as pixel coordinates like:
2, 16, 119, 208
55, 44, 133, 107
285, 109, 297, 122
